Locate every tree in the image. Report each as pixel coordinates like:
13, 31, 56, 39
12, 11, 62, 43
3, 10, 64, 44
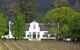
24, 0, 39, 23
9, 1, 24, 16
13, 12, 25, 39
69, 13, 80, 40
51, 0, 69, 8
43, 7, 76, 27
8, 0, 26, 39
9, 0, 39, 23
0, 10, 8, 37
48, 28, 60, 40
60, 24, 69, 35
43, 7, 80, 39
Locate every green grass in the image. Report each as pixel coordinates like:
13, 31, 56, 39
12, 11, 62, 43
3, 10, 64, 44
0, 40, 80, 50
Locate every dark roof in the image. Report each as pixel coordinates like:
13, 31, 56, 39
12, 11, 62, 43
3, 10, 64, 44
25, 23, 57, 31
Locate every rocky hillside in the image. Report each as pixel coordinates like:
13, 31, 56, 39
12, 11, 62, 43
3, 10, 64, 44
0, 0, 80, 16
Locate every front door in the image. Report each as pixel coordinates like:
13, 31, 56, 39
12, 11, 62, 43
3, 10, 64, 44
33, 32, 36, 39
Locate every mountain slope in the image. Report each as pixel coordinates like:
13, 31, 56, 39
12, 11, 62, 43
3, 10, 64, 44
0, 0, 80, 17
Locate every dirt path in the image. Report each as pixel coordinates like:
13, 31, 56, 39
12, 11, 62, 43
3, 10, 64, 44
8, 40, 29, 50
3, 41, 21, 50
0, 40, 9, 50
0, 40, 80, 50
13, 40, 80, 50
16, 40, 53, 50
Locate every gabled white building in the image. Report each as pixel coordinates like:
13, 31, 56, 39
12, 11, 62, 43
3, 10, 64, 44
2, 21, 56, 41
24, 21, 49, 41
24, 21, 57, 41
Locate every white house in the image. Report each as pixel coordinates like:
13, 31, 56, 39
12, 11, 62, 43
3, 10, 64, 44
2, 21, 56, 41
24, 21, 57, 41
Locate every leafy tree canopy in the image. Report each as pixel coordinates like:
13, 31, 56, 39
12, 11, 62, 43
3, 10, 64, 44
0, 10, 8, 37
43, 7, 77, 24
43, 7, 80, 39
48, 28, 60, 36
13, 12, 25, 39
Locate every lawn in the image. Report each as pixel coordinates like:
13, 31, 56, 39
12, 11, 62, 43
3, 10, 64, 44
0, 40, 80, 50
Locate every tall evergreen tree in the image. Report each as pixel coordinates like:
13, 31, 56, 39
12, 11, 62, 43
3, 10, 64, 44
75, 0, 80, 11
51, 0, 69, 8
9, 0, 38, 23
24, 0, 39, 23
8, 0, 25, 39
9, 0, 24, 16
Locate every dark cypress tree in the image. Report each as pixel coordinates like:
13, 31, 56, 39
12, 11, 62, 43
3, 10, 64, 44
24, 0, 39, 23
8, 0, 25, 39
51, 0, 69, 8
8, 0, 38, 23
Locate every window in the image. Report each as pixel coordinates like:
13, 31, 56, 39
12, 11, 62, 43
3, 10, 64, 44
27, 35, 29, 37
33, 32, 36, 39
43, 32, 48, 37
38, 32, 40, 38
29, 32, 31, 38
33, 24, 36, 29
